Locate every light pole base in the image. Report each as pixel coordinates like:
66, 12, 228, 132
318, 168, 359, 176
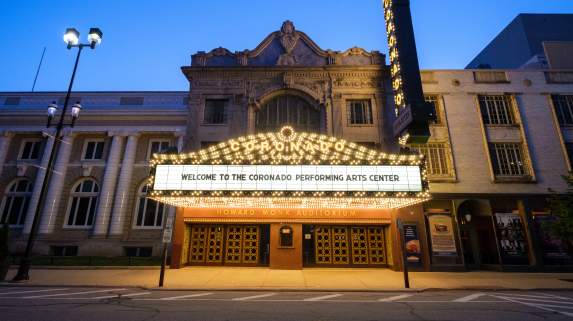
12, 258, 32, 282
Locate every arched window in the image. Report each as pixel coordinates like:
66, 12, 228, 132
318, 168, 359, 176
134, 184, 165, 228
0, 179, 32, 226
255, 94, 321, 132
65, 179, 99, 227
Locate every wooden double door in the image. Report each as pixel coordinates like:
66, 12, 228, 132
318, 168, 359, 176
187, 224, 266, 266
313, 225, 388, 266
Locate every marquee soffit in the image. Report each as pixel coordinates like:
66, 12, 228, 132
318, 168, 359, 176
148, 127, 430, 209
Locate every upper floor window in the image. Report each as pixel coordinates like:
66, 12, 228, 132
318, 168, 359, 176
489, 143, 528, 177
147, 140, 171, 160
424, 95, 442, 125
19, 140, 42, 160
410, 143, 453, 177
65, 179, 99, 227
0, 179, 32, 226
203, 99, 228, 125
134, 184, 165, 228
347, 100, 373, 125
201, 141, 220, 149
552, 95, 573, 126
478, 95, 516, 125
82, 140, 105, 160
255, 94, 320, 132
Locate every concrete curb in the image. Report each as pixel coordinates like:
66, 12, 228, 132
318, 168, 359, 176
1, 283, 573, 292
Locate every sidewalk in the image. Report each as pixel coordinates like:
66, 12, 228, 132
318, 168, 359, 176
3, 267, 573, 291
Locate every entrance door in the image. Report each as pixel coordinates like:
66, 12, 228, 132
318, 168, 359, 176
313, 225, 387, 266
187, 224, 265, 266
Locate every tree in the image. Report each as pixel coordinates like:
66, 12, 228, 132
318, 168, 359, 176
547, 172, 573, 248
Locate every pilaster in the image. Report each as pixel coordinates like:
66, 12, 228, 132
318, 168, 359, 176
92, 133, 125, 236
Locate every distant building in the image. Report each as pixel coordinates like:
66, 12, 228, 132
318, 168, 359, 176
467, 14, 573, 69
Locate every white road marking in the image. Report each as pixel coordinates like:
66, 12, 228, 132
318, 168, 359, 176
378, 294, 414, 302
92, 292, 152, 300
453, 293, 485, 302
497, 296, 573, 304
24, 288, 127, 299
303, 294, 343, 301
495, 295, 573, 318
232, 293, 277, 301
0, 288, 69, 296
160, 292, 213, 300
533, 303, 573, 310
496, 293, 560, 299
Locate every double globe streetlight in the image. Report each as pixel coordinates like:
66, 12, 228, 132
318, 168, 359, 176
13, 27, 103, 281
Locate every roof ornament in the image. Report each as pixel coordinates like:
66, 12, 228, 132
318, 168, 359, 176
277, 20, 299, 66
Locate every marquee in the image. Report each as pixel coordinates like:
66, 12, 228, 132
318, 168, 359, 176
147, 126, 430, 209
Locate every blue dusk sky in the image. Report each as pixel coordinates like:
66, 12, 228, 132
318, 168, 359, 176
0, 0, 572, 92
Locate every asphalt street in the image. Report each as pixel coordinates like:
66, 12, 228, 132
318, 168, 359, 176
0, 286, 572, 321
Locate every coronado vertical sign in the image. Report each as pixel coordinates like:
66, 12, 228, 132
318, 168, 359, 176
383, 0, 433, 143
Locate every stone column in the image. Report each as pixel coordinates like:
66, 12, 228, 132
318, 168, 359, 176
108, 133, 139, 236
0, 131, 14, 178
23, 131, 55, 234
38, 132, 75, 235
93, 133, 125, 236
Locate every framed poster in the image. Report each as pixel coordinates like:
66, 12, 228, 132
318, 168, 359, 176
403, 223, 422, 266
494, 213, 529, 262
428, 214, 457, 257
533, 214, 573, 265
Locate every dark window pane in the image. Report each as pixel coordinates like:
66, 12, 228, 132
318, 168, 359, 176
144, 201, 158, 226
21, 142, 32, 159
156, 203, 164, 227
19, 197, 30, 225
137, 198, 146, 226
68, 198, 78, 225
82, 180, 93, 193
85, 142, 95, 159
204, 99, 228, 124
30, 142, 41, 159
8, 197, 23, 225
94, 142, 104, 159
87, 197, 97, 226
75, 197, 91, 225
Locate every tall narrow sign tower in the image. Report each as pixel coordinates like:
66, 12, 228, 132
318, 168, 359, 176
383, 0, 434, 144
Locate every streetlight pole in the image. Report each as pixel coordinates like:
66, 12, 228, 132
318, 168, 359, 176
13, 28, 102, 281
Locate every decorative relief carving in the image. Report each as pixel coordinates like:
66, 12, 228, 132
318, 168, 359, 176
277, 21, 300, 66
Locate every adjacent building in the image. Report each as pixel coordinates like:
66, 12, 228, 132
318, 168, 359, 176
2, 20, 573, 271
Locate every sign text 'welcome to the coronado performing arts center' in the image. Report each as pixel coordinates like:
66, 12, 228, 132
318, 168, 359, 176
153, 165, 423, 192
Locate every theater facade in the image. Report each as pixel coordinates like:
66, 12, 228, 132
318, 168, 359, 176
1, 21, 573, 271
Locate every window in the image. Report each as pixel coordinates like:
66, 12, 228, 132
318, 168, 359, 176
410, 143, 452, 177
50, 246, 78, 256
279, 225, 293, 247
65, 179, 99, 227
203, 99, 228, 124
0, 179, 32, 226
489, 143, 528, 177
134, 184, 165, 228
147, 140, 171, 160
473, 71, 509, 83
255, 95, 320, 132
424, 95, 442, 125
347, 100, 373, 125
82, 140, 105, 160
124, 247, 153, 257
19, 140, 42, 160
552, 95, 573, 126
478, 95, 516, 125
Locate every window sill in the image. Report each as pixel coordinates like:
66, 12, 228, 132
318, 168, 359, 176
201, 123, 228, 126
484, 124, 520, 128
427, 177, 457, 183
347, 124, 375, 127
132, 226, 163, 230
277, 246, 295, 249
493, 175, 535, 183
62, 226, 93, 230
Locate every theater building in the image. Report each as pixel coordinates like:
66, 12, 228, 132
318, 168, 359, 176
1, 21, 573, 271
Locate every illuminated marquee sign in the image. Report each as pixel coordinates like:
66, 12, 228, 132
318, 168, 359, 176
153, 165, 423, 192
383, 0, 432, 144
148, 127, 430, 209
